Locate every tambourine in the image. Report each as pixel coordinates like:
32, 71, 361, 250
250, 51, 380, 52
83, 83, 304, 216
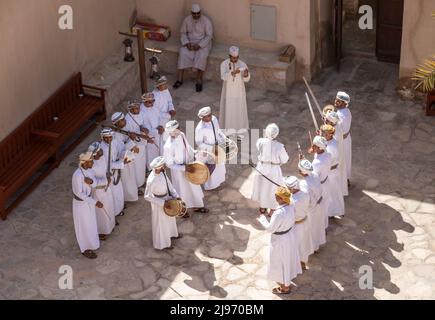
164, 199, 187, 218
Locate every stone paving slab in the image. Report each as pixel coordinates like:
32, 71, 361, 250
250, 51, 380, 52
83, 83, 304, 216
0, 56, 434, 300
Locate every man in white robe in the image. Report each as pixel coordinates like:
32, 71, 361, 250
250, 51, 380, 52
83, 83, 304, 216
141, 93, 166, 171
335, 91, 352, 187
144, 156, 182, 250
309, 136, 332, 230
298, 159, 326, 252
173, 4, 213, 92
284, 176, 314, 270
112, 112, 140, 203
257, 186, 302, 294
251, 123, 289, 213
153, 76, 177, 126
100, 128, 127, 216
324, 110, 348, 196
72, 152, 102, 259
124, 102, 150, 190
88, 142, 116, 239
164, 120, 209, 217
219, 46, 250, 139
195, 106, 226, 190
320, 124, 345, 217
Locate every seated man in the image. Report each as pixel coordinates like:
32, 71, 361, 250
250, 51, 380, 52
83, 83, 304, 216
173, 3, 213, 92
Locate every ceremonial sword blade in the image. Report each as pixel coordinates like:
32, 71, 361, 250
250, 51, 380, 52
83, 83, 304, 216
305, 92, 320, 131
248, 161, 282, 187
303, 77, 323, 118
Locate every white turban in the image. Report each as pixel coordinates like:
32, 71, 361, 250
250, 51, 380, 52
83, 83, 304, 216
191, 3, 201, 13
229, 46, 239, 57
79, 151, 93, 164
111, 112, 125, 124
165, 120, 180, 133
150, 156, 166, 169
284, 176, 300, 190
101, 128, 114, 137
88, 142, 101, 155
198, 106, 212, 118
141, 92, 155, 102
265, 123, 279, 139
325, 111, 340, 125
298, 159, 313, 175
313, 135, 327, 150
155, 76, 167, 87
336, 91, 350, 104
127, 101, 140, 110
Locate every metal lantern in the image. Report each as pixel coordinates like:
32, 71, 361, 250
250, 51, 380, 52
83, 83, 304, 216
146, 47, 163, 80
123, 38, 135, 62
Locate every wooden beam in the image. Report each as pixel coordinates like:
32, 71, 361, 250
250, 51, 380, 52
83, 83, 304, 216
136, 29, 148, 94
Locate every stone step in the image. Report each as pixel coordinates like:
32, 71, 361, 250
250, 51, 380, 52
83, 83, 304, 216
144, 37, 296, 93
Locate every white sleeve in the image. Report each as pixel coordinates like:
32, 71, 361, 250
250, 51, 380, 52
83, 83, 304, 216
72, 173, 97, 206
163, 143, 185, 172
221, 61, 231, 81
198, 17, 213, 48
180, 18, 190, 46
167, 93, 175, 112
91, 169, 107, 188
279, 145, 290, 165
258, 212, 282, 233
144, 179, 165, 206
242, 62, 251, 83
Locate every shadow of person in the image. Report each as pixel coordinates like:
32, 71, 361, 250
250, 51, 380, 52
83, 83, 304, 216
278, 186, 414, 300
156, 208, 251, 299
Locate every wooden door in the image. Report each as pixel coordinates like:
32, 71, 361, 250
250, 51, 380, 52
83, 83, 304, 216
376, 0, 404, 63
333, 0, 343, 71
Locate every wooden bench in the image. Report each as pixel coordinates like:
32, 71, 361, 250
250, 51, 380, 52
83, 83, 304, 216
0, 72, 106, 220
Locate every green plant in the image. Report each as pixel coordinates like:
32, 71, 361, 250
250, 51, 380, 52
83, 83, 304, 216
412, 55, 435, 92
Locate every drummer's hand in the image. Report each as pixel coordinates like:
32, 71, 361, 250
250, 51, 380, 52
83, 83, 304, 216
185, 165, 194, 173
131, 146, 140, 154
164, 202, 171, 210
128, 132, 138, 141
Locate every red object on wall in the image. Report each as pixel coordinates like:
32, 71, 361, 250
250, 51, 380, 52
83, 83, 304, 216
132, 22, 171, 42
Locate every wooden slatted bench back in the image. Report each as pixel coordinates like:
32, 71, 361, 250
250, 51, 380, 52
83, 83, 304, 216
0, 72, 106, 220
0, 73, 83, 170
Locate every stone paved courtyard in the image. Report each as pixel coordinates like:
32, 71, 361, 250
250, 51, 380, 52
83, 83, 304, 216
1, 56, 434, 300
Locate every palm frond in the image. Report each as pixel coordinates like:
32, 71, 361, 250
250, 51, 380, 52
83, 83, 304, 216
412, 55, 435, 92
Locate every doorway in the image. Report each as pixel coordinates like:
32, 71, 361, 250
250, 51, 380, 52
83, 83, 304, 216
333, 0, 404, 69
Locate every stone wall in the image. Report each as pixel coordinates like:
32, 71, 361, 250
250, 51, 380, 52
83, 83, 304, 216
136, 0, 313, 80
399, 0, 435, 80
0, 0, 136, 140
